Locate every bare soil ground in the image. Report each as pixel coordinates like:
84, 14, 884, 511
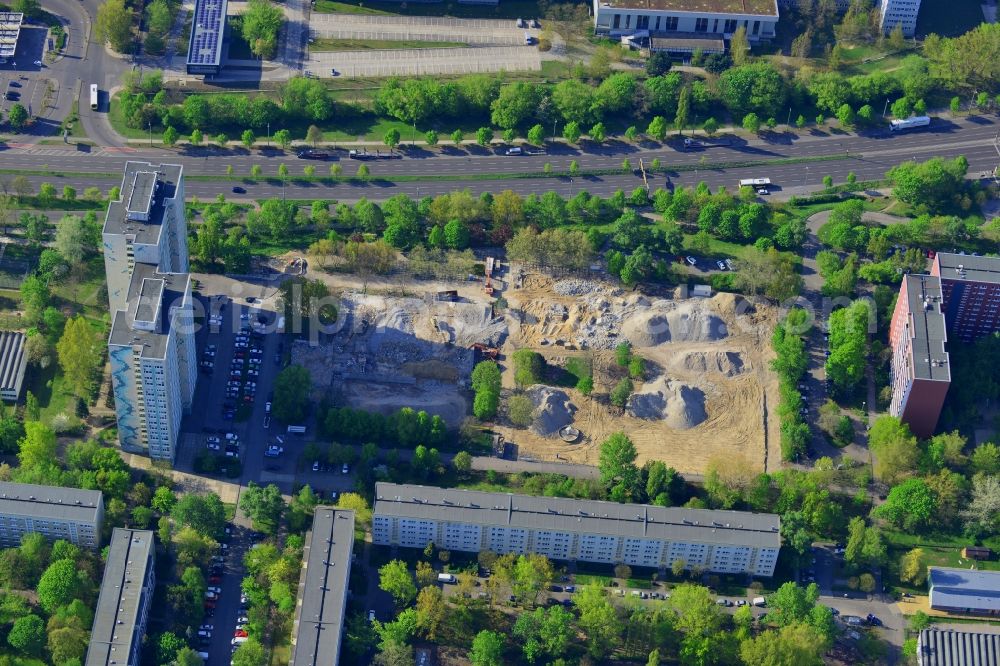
497, 274, 781, 475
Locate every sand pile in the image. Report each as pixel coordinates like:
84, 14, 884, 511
671, 351, 747, 376
628, 378, 707, 429
622, 301, 728, 347
526, 386, 577, 436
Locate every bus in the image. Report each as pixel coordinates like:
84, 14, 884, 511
738, 177, 771, 194
89, 84, 98, 111
889, 115, 930, 132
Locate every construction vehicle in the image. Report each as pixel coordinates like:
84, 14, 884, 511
470, 343, 499, 360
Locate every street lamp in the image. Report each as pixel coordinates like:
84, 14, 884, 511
267, 122, 271, 147
148, 123, 152, 147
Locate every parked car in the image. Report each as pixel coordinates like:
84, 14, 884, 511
685, 256, 697, 266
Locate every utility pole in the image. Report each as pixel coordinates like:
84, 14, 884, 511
882, 99, 889, 118
267, 122, 271, 147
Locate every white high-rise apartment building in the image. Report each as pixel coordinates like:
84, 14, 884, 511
373, 483, 782, 576
879, 0, 920, 37
105, 163, 196, 463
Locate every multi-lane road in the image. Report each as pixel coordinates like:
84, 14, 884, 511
4, 115, 999, 201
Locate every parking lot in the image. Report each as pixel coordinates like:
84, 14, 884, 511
308, 13, 538, 46
0, 26, 49, 120
307, 44, 541, 78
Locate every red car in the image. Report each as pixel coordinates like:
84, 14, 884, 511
204, 601, 217, 609
233, 630, 248, 638
209, 576, 222, 584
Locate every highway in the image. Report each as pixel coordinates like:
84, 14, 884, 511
2, 115, 997, 201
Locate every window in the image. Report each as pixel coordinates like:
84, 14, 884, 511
613, 14, 620, 29
625, 14, 631, 28
712, 19, 719, 32
724, 19, 737, 32
665, 16, 678, 30
637, 15, 649, 29
695, 18, 709, 32
752, 20, 760, 35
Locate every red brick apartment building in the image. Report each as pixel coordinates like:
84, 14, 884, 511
888, 253, 1000, 437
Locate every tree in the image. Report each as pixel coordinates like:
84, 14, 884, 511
730, 26, 750, 65
490, 82, 543, 129
513, 606, 574, 663
336, 493, 372, 530
443, 219, 470, 250
172, 493, 226, 538
844, 517, 886, 568
156, 632, 187, 664
674, 85, 691, 134
562, 121, 581, 144
589, 122, 606, 143
703, 117, 719, 136
742, 112, 762, 134
900, 548, 927, 585
240, 0, 283, 59
719, 62, 786, 119
451, 129, 464, 145
231, 638, 267, 666
57, 316, 100, 398
647, 51, 672, 76
379, 560, 417, 606
383, 128, 401, 150
272, 365, 311, 423
241, 129, 256, 149
37, 559, 85, 613
306, 124, 323, 147
961, 474, 1000, 536
162, 126, 178, 147
610, 377, 633, 410
7, 614, 44, 656
886, 156, 969, 213
599, 432, 640, 502
96, 0, 134, 52
575, 585, 622, 658
357, 164, 370, 179
470, 630, 504, 666
647, 115, 668, 141
55, 215, 97, 268
476, 127, 493, 147
740, 623, 827, 666
240, 482, 285, 533
868, 415, 919, 484
274, 129, 292, 150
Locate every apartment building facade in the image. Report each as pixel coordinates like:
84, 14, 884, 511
105, 163, 196, 463
289, 508, 355, 666
373, 483, 781, 576
86, 529, 156, 666
887, 275, 951, 438
0, 482, 104, 548
889, 253, 1000, 436
878, 0, 920, 37
593, 0, 778, 44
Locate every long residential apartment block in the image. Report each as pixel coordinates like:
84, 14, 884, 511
593, 0, 778, 47
289, 508, 355, 666
85, 529, 156, 666
889, 253, 1000, 437
104, 163, 196, 463
373, 483, 781, 576
0, 481, 103, 548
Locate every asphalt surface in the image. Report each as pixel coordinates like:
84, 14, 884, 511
3, 116, 999, 201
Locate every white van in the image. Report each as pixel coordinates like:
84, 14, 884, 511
437, 573, 456, 583
231, 636, 248, 646
197, 652, 209, 660
751, 596, 766, 607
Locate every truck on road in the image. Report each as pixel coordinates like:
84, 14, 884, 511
889, 115, 931, 132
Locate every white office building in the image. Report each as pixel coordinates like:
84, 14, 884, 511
593, 0, 778, 47
105, 163, 196, 464
878, 0, 920, 37
0, 482, 104, 548
373, 483, 782, 576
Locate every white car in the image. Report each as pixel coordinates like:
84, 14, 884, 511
265, 402, 272, 414
685, 256, 697, 266
200, 624, 214, 631
225, 432, 239, 440
197, 630, 212, 638
207, 586, 222, 594
716, 260, 727, 270
207, 441, 221, 451
342, 463, 349, 474
368, 610, 376, 622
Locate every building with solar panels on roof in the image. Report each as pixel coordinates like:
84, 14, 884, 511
187, 0, 227, 75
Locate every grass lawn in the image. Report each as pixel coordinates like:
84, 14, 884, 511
25, 361, 80, 427
678, 233, 764, 262
916, 0, 985, 37
310, 37, 468, 51
575, 573, 612, 587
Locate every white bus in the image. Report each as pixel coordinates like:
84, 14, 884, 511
889, 115, 930, 132
89, 84, 98, 111
738, 177, 771, 193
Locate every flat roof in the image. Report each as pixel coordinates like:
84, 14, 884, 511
936, 253, 1000, 285
125, 171, 157, 221
598, 0, 777, 17
0, 13, 22, 59
103, 162, 182, 245
186, 0, 228, 68
86, 529, 155, 666
0, 481, 103, 523
0, 331, 26, 392
289, 508, 355, 666
375, 483, 781, 549
135, 278, 165, 325
109, 263, 190, 360
903, 275, 950, 383
918, 627, 1000, 666
650, 35, 725, 52
929, 567, 1000, 612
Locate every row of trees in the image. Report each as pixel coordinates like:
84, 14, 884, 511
371, 549, 838, 666
772, 309, 811, 461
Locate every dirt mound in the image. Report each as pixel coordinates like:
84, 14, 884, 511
672, 351, 747, 376
526, 386, 577, 437
628, 378, 707, 429
622, 302, 728, 348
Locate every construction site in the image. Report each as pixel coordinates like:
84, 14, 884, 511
299, 260, 781, 475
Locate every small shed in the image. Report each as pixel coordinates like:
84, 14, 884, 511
961, 546, 992, 561
692, 284, 713, 298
